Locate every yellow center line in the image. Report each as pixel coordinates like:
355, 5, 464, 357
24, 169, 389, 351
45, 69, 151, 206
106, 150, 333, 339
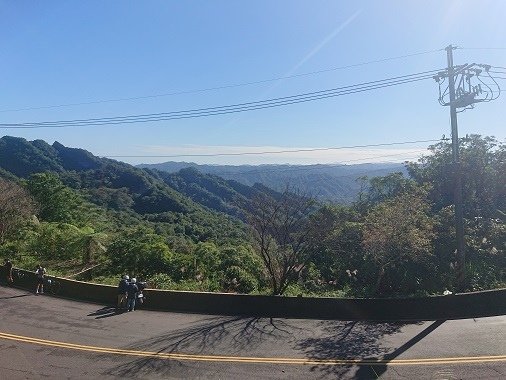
0, 331, 505, 366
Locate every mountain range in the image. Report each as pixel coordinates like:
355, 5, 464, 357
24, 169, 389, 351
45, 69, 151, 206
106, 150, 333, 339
138, 161, 406, 203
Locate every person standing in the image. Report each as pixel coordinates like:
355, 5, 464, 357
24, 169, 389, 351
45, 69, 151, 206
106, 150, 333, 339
126, 277, 139, 312
116, 275, 129, 310
4, 259, 13, 285
136, 279, 147, 307
35, 264, 46, 294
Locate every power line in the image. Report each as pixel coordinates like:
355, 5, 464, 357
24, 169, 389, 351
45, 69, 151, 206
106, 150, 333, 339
0, 69, 442, 129
488, 69, 506, 80
105, 139, 442, 158
458, 47, 506, 51
0, 48, 444, 113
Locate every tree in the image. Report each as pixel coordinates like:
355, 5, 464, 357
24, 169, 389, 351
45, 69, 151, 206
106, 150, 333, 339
307, 204, 364, 291
219, 244, 264, 293
356, 172, 418, 212
362, 190, 434, 295
71, 227, 108, 265
26, 172, 83, 223
28, 223, 105, 263
0, 178, 37, 243
247, 188, 316, 295
107, 227, 171, 277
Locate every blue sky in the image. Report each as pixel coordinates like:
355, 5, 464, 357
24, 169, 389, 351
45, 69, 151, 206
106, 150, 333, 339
1, 0, 505, 165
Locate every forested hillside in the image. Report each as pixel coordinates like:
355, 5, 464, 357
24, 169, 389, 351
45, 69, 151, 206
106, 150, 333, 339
0, 136, 264, 225
0, 135, 504, 297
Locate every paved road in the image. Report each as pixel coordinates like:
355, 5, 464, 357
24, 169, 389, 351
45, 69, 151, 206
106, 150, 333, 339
0, 285, 504, 379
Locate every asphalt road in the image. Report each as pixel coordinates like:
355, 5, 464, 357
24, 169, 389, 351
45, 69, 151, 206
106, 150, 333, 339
0, 285, 504, 379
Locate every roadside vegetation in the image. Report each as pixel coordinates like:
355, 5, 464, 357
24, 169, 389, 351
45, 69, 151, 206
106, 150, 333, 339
0, 135, 504, 297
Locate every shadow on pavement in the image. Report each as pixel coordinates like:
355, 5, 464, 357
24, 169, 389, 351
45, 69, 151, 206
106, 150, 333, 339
354, 319, 446, 379
104, 315, 302, 378
298, 319, 445, 379
87, 306, 124, 319
0, 294, 32, 300
103, 316, 445, 379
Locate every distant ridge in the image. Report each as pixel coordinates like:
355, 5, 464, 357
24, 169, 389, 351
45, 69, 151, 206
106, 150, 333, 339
138, 161, 407, 203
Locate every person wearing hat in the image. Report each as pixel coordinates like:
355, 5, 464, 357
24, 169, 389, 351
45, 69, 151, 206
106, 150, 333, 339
126, 277, 139, 312
116, 275, 129, 310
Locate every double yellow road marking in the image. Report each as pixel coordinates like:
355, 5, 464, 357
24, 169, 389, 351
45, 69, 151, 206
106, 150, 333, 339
0, 331, 504, 366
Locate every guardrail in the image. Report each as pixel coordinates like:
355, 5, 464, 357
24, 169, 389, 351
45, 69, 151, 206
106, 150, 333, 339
2, 268, 505, 321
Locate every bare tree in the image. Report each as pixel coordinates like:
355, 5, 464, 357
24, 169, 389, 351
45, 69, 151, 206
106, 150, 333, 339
0, 177, 37, 243
247, 188, 316, 295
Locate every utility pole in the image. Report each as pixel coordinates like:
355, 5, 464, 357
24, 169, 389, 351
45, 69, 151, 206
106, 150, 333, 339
433, 45, 500, 292
445, 45, 466, 292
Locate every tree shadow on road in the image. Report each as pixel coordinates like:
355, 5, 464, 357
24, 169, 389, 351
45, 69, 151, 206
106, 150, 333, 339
103, 316, 445, 379
297, 319, 445, 379
104, 315, 302, 378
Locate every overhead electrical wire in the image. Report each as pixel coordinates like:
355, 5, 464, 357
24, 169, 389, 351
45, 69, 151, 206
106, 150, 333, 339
458, 47, 506, 51
0, 69, 442, 129
489, 66, 506, 79
0, 48, 444, 113
488, 68, 506, 80
488, 67, 506, 79
105, 138, 443, 158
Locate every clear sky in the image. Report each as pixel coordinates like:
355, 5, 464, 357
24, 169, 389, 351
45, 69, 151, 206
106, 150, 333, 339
1, 0, 505, 165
